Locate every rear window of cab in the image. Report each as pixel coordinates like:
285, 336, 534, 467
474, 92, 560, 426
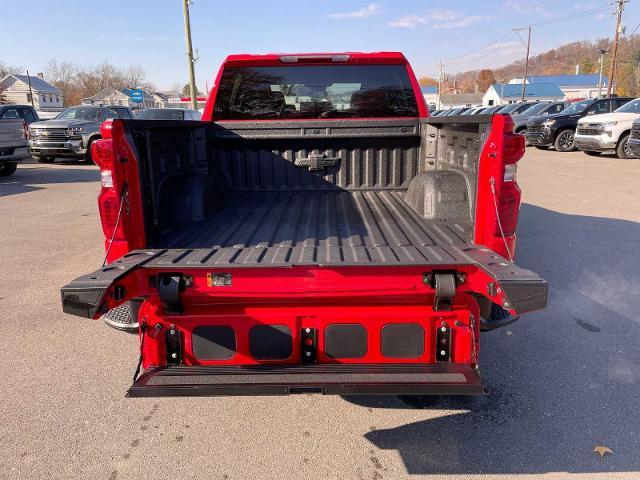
213, 64, 419, 120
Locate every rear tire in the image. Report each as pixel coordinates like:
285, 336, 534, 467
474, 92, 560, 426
554, 129, 576, 152
35, 156, 54, 163
616, 133, 633, 159
584, 151, 601, 156
0, 162, 18, 176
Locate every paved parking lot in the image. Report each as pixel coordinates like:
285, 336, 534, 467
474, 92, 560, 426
1, 149, 639, 480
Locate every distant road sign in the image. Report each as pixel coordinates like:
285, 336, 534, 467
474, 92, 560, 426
129, 89, 144, 103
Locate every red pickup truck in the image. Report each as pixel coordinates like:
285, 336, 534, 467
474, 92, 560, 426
61, 52, 547, 397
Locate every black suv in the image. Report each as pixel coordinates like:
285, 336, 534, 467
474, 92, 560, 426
628, 118, 640, 158
525, 97, 633, 152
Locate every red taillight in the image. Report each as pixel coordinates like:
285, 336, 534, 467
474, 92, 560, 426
92, 138, 113, 170
495, 127, 524, 237
23, 121, 29, 140
503, 132, 525, 165
92, 137, 125, 240
496, 182, 521, 237
100, 119, 114, 139
98, 189, 126, 240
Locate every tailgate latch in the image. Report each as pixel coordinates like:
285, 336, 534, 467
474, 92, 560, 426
424, 272, 459, 311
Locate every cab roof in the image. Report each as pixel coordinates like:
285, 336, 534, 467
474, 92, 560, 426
222, 52, 409, 67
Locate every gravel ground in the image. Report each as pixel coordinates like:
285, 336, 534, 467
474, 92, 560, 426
1, 149, 639, 480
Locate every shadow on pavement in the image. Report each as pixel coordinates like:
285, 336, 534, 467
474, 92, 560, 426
0, 164, 99, 197
352, 204, 640, 475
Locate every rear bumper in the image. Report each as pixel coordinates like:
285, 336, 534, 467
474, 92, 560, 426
0, 146, 28, 163
575, 135, 616, 152
127, 363, 485, 397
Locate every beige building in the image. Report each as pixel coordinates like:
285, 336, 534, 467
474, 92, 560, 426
82, 87, 157, 108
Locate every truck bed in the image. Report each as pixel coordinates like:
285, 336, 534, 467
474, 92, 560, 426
149, 190, 473, 267
125, 118, 484, 268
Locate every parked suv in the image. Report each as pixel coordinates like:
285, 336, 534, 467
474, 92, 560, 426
28, 105, 134, 163
627, 118, 640, 158
511, 101, 568, 134
526, 97, 633, 152
574, 98, 640, 158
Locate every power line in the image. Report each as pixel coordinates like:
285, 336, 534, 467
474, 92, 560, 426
443, 31, 517, 63
607, 0, 627, 97
518, 5, 611, 28
439, 3, 612, 71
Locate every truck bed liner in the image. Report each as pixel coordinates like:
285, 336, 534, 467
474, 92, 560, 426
150, 190, 474, 268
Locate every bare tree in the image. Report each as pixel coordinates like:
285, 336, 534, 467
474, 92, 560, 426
0, 60, 24, 78
45, 60, 82, 105
123, 65, 145, 88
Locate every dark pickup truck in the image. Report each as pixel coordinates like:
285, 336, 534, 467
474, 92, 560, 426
61, 52, 547, 397
526, 96, 633, 152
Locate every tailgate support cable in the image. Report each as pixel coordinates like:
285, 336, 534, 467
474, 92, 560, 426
489, 177, 513, 262
132, 321, 147, 383
102, 183, 129, 267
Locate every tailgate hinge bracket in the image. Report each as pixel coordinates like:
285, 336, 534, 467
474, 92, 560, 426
157, 274, 184, 314
165, 324, 182, 365
425, 272, 457, 311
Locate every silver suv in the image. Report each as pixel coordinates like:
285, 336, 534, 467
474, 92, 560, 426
28, 105, 134, 163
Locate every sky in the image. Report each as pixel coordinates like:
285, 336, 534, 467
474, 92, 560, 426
3, 0, 639, 92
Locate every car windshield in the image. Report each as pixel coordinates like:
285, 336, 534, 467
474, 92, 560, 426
137, 109, 185, 120
498, 104, 522, 114
520, 103, 549, 115
562, 100, 592, 115
214, 64, 419, 119
56, 107, 104, 121
614, 98, 640, 113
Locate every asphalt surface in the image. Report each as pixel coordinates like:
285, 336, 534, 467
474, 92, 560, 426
1, 149, 639, 480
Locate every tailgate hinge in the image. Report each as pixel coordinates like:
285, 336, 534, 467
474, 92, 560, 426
157, 274, 192, 314
424, 272, 459, 311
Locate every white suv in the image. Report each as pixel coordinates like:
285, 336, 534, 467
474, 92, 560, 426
575, 98, 640, 158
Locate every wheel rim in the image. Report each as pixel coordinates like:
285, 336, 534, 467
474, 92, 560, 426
559, 132, 574, 150
623, 139, 633, 157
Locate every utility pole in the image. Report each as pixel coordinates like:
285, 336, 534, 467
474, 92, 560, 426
607, 0, 626, 97
25, 70, 35, 108
182, 0, 198, 110
437, 59, 443, 109
597, 48, 608, 98
514, 26, 532, 102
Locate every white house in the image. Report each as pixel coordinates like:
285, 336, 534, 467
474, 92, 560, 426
421, 86, 438, 107
482, 83, 565, 106
439, 93, 483, 109
149, 92, 169, 108
0, 73, 64, 112
508, 74, 611, 100
82, 87, 156, 108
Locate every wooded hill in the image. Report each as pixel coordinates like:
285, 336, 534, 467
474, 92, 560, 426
420, 35, 640, 97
